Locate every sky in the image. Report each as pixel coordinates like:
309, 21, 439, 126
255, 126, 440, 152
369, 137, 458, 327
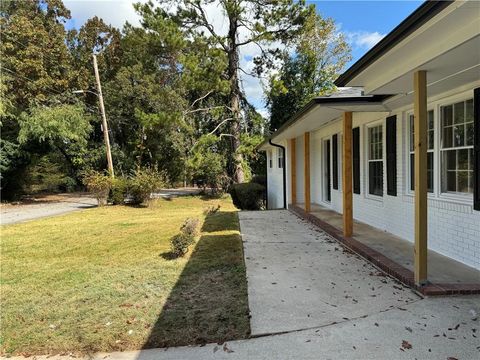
63, 0, 423, 117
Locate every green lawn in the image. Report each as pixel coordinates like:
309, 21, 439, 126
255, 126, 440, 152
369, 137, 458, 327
0, 196, 250, 355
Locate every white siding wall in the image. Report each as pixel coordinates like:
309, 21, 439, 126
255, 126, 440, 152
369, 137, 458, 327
266, 83, 480, 269
295, 135, 305, 204
266, 147, 284, 209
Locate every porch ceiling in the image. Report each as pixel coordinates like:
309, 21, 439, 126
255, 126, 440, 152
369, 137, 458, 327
344, 1, 480, 96
270, 100, 389, 143
372, 35, 480, 110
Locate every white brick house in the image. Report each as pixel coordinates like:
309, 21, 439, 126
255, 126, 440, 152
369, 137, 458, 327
260, 0, 480, 278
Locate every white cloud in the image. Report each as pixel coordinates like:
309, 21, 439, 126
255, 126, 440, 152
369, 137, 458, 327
256, 107, 270, 119
64, 0, 145, 29
346, 31, 385, 50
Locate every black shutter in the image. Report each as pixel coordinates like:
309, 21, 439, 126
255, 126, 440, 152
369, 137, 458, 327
474, 87, 480, 211
332, 134, 338, 190
353, 127, 360, 194
386, 115, 397, 196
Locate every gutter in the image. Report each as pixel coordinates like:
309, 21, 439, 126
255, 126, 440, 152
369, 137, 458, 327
269, 139, 287, 209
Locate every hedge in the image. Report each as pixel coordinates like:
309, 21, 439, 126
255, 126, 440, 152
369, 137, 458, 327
230, 182, 265, 210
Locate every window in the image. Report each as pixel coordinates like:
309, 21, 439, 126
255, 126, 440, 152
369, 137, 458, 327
332, 134, 338, 190
353, 127, 360, 194
278, 149, 284, 168
441, 99, 474, 194
368, 125, 383, 196
409, 110, 434, 192
268, 150, 273, 168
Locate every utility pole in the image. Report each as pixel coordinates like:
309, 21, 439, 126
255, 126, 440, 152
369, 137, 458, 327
92, 54, 114, 178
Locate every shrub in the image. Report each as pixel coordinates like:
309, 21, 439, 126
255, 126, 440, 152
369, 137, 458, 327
230, 182, 265, 210
82, 170, 112, 206
251, 175, 266, 187
170, 217, 200, 257
203, 204, 221, 215
110, 177, 129, 205
129, 168, 164, 205
180, 218, 200, 237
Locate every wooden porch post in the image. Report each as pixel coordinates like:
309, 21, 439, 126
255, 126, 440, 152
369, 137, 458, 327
304, 132, 311, 212
290, 138, 296, 205
414, 70, 428, 285
342, 112, 353, 237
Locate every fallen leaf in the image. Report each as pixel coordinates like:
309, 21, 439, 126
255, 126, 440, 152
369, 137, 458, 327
401, 340, 412, 350
223, 343, 234, 353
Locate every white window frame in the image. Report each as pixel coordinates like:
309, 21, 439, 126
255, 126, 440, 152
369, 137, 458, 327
277, 148, 284, 169
268, 150, 273, 169
365, 120, 384, 200
439, 97, 475, 198
406, 109, 435, 195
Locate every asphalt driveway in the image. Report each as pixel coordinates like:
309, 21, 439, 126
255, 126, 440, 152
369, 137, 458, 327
0, 194, 97, 225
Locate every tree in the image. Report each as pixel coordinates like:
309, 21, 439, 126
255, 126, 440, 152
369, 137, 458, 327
136, 0, 313, 183
18, 104, 92, 174
0, 0, 76, 198
266, 11, 351, 131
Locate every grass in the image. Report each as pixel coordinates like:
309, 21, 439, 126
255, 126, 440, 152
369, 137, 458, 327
0, 196, 250, 355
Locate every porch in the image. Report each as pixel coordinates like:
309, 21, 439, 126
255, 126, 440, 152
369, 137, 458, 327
291, 203, 480, 295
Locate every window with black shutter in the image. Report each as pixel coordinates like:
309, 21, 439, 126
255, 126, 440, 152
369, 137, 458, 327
474, 87, 480, 210
353, 127, 360, 194
386, 115, 397, 196
332, 134, 338, 190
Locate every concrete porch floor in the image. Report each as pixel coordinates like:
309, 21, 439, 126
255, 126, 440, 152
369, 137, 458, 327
296, 203, 480, 285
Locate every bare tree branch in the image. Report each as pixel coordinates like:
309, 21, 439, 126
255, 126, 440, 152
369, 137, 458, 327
184, 105, 228, 115
189, 90, 213, 109
191, 2, 228, 52
208, 117, 234, 135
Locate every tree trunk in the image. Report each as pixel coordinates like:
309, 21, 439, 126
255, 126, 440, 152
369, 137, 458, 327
227, 12, 245, 184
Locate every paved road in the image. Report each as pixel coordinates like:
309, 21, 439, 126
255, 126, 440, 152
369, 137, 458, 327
1, 194, 97, 225
4, 210, 479, 359
1, 188, 203, 226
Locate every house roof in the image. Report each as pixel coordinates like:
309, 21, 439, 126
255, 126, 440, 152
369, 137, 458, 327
259, 90, 390, 149
259, 0, 476, 150
334, 0, 453, 87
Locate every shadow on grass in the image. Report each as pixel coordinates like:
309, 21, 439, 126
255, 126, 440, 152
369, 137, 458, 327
140, 210, 250, 351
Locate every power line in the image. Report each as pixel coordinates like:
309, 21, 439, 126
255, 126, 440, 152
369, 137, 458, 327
1, 66, 99, 114
5, 36, 76, 71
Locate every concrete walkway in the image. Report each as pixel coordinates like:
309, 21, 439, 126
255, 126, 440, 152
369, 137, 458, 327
302, 203, 480, 284
239, 210, 420, 335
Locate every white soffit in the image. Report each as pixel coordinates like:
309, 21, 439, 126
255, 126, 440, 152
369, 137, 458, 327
271, 101, 389, 143
347, 0, 480, 95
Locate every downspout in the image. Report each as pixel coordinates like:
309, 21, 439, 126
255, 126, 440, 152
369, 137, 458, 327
269, 139, 287, 209
265, 155, 268, 209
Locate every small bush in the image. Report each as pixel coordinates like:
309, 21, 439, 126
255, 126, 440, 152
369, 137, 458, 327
180, 218, 200, 237
129, 168, 164, 205
170, 217, 200, 257
251, 175, 266, 187
203, 204, 221, 215
230, 182, 265, 210
110, 177, 129, 205
82, 170, 112, 206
